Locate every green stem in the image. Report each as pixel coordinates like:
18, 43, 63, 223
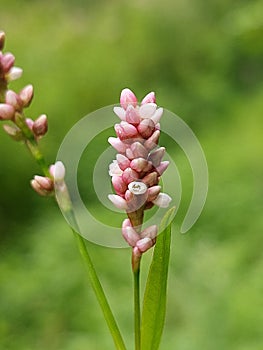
73, 230, 127, 350
133, 263, 141, 350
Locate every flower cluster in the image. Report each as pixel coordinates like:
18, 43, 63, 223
108, 88, 171, 258
0, 30, 64, 197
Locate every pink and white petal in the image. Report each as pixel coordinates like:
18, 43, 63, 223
151, 107, 163, 124
109, 160, 123, 176
139, 103, 157, 119
152, 193, 172, 208
113, 106, 126, 121
108, 194, 128, 210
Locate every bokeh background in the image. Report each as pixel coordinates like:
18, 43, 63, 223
0, 0, 262, 349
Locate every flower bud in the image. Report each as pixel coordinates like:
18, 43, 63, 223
144, 130, 160, 150
1, 52, 15, 72
108, 194, 128, 210
152, 193, 172, 208
6, 67, 23, 81
114, 121, 138, 140
137, 118, 155, 138
25, 118, 34, 130
130, 158, 152, 173
120, 88, 137, 109
155, 161, 169, 175
0, 31, 5, 50
130, 142, 148, 158
141, 92, 156, 105
32, 114, 48, 137
113, 106, 126, 121
142, 172, 158, 187
148, 147, 165, 167
139, 103, 157, 119
136, 237, 154, 253
31, 176, 54, 196
50, 161, 65, 181
19, 84, 34, 107
122, 168, 139, 184
108, 137, 128, 153
125, 105, 140, 125
5, 90, 22, 110
122, 219, 139, 247
147, 185, 161, 202
151, 107, 163, 124
112, 175, 127, 194
3, 124, 23, 141
140, 225, 158, 240
0, 103, 15, 120
109, 160, 123, 176
116, 154, 130, 171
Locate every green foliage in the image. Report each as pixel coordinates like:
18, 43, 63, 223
0, 0, 263, 349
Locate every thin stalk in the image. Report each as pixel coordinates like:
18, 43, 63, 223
133, 263, 141, 350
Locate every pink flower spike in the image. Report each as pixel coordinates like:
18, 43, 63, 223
33, 114, 48, 137
141, 92, 156, 105
136, 237, 154, 253
112, 175, 127, 194
152, 193, 172, 208
125, 105, 140, 125
108, 194, 128, 210
0, 103, 15, 120
108, 137, 128, 153
139, 103, 157, 119
6, 67, 23, 81
113, 106, 126, 121
151, 107, 163, 124
1, 52, 15, 72
120, 88, 137, 109
19, 84, 34, 107
155, 161, 170, 175
116, 154, 130, 171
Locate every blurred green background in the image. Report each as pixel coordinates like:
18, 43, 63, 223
0, 0, 262, 349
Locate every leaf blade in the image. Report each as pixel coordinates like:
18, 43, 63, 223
141, 207, 176, 350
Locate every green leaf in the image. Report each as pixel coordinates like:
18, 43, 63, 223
141, 206, 176, 350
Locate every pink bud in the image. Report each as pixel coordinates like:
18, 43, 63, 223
1, 52, 15, 72
122, 167, 139, 184
116, 154, 130, 171
137, 118, 155, 138
6, 67, 23, 81
25, 118, 34, 130
130, 158, 152, 173
3, 124, 23, 141
125, 105, 140, 125
152, 193, 172, 208
144, 130, 160, 150
0, 31, 5, 50
142, 172, 158, 187
108, 194, 128, 210
0, 103, 15, 120
140, 225, 158, 240
147, 185, 161, 202
108, 137, 128, 153
151, 107, 163, 124
34, 175, 54, 191
19, 84, 34, 107
120, 88, 137, 109
155, 161, 169, 175
122, 219, 139, 247
114, 121, 138, 140
136, 237, 154, 253
141, 92, 156, 105
130, 142, 148, 158
148, 147, 165, 167
5, 90, 22, 110
112, 175, 127, 194
113, 106, 126, 121
49, 161, 66, 181
109, 160, 123, 176
33, 114, 48, 137
139, 103, 157, 119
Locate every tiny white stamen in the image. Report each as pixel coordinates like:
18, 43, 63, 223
128, 181, 147, 195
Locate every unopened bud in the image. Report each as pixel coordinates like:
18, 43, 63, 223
108, 137, 128, 153
5, 90, 22, 110
152, 193, 172, 208
130, 158, 152, 173
50, 161, 65, 182
120, 88, 137, 109
0, 31, 5, 50
147, 185, 161, 202
3, 124, 23, 141
144, 130, 160, 150
122, 167, 139, 184
32, 114, 48, 137
148, 147, 165, 167
137, 118, 155, 138
6, 67, 23, 82
112, 175, 127, 194
142, 172, 158, 187
114, 121, 138, 140
125, 105, 140, 125
0, 103, 15, 120
130, 142, 148, 158
139, 103, 157, 119
1, 52, 15, 72
19, 84, 34, 107
116, 154, 130, 171
31, 176, 54, 196
141, 92, 156, 105
108, 194, 128, 210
